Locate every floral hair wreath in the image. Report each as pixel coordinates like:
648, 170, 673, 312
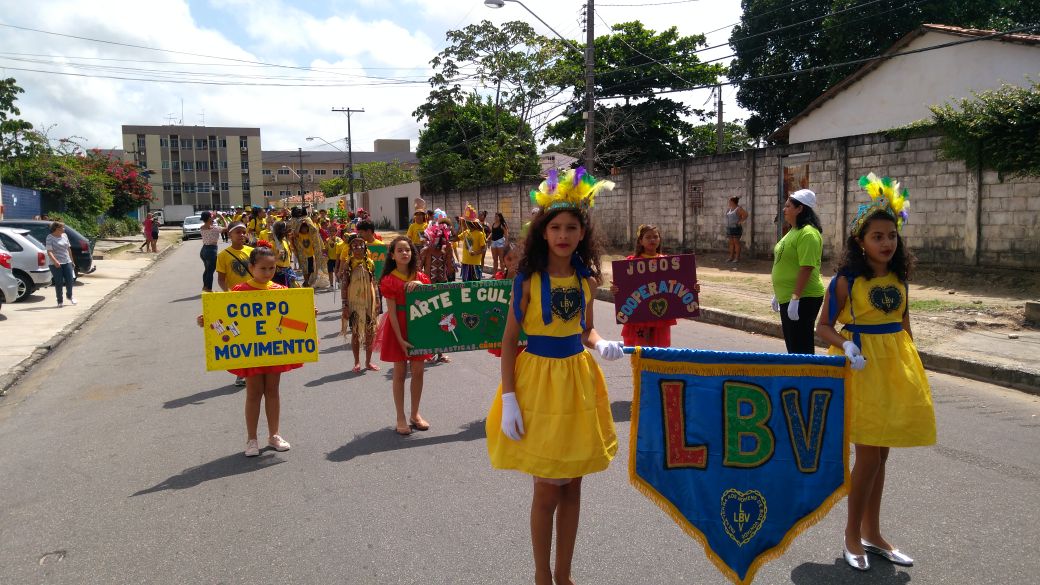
850, 173, 910, 236
530, 167, 615, 213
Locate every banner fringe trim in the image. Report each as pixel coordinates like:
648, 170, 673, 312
638, 358, 846, 379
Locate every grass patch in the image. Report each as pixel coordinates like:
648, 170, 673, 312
909, 299, 981, 313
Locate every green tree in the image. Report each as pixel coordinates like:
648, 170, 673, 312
687, 121, 757, 157
85, 150, 154, 217
545, 21, 723, 171
0, 77, 35, 161
317, 160, 417, 196
729, 0, 1040, 140
416, 94, 539, 193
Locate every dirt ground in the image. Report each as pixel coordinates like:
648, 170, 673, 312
599, 251, 1038, 351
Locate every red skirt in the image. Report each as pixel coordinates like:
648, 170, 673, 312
377, 310, 432, 362
228, 363, 303, 378
621, 321, 674, 348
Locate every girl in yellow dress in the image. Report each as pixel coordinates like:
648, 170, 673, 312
817, 173, 935, 572
487, 168, 622, 585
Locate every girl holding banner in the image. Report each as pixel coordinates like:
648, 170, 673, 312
486, 168, 623, 585
376, 236, 432, 436
817, 174, 935, 572
197, 241, 301, 457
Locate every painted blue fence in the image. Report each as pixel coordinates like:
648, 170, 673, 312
1, 185, 42, 220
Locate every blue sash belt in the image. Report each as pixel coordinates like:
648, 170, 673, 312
525, 334, 584, 358
843, 322, 903, 348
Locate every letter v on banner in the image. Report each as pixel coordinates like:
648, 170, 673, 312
628, 347, 850, 585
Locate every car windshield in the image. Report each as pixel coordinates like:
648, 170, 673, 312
185, 216, 202, 223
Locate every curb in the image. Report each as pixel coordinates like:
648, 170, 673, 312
592, 282, 1040, 396
0, 238, 183, 397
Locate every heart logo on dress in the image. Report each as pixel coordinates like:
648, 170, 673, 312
648, 298, 669, 318
720, 489, 767, 547
551, 287, 582, 322
868, 285, 902, 313
461, 313, 480, 330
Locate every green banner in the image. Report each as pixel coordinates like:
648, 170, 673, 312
404, 280, 526, 355
369, 243, 387, 282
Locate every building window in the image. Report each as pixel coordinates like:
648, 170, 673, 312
220, 161, 228, 169
180, 139, 192, 149
195, 139, 207, 149
209, 138, 217, 148
277, 168, 290, 175
239, 138, 248, 149
240, 162, 249, 171
181, 161, 193, 171
220, 182, 229, 191
263, 190, 273, 197
161, 160, 171, 169
313, 169, 327, 175
198, 182, 211, 192
219, 138, 227, 148
280, 190, 290, 197
242, 181, 250, 190
183, 182, 196, 193
162, 182, 172, 191
332, 169, 343, 175
299, 169, 309, 174
262, 169, 272, 175
197, 161, 209, 172
137, 135, 146, 148
159, 138, 169, 148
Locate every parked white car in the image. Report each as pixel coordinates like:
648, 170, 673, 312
0, 227, 51, 301
182, 215, 204, 239
0, 249, 22, 311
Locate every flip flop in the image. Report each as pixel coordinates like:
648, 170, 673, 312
366, 364, 380, 371
352, 365, 362, 373
409, 418, 431, 431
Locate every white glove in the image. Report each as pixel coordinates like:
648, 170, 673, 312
787, 297, 800, 321
595, 339, 625, 361
500, 392, 525, 441
771, 296, 780, 313
842, 340, 867, 371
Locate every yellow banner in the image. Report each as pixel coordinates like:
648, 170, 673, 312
201, 288, 319, 371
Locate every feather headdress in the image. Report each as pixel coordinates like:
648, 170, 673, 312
530, 167, 614, 213
851, 172, 910, 235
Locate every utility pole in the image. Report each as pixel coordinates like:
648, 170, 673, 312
331, 107, 364, 211
584, 0, 596, 174
716, 84, 724, 155
297, 147, 304, 206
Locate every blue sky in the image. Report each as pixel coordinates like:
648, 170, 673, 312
0, 0, 747, 151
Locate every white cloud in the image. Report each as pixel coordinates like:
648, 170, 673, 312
1, 0, 748, 155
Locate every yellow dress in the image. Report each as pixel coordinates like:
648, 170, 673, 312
486, 272, 618, 478
826, 272, 936, 447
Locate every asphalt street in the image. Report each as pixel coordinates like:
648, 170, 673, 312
1, 239, 1038, 585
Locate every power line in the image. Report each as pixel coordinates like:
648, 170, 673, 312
597, 0, 699, 6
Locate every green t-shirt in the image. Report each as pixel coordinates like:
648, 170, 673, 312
771, 225, 825, 303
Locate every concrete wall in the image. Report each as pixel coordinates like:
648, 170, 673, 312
789, 32, 1040, 143
424, 129, 1040, 270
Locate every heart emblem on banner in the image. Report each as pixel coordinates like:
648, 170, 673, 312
868, 285, 902, 313
462, 313, 480, 330
551, 287, 583, 322
648, 298, 669, 318
720, 489, 768, 547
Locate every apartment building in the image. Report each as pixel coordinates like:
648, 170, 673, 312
120, 125, 263, 209
260, 141, 417, 205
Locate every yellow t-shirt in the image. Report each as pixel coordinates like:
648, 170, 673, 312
258, 228, 271, 242
325, 235, 343, 258
406, 222, 428, 245
274, 238, 292, 268
297, 232, 318, 258
232, 212, 243, 223
216, 245, 254, 290
248, 216, 266, 235
460, 229, 486, 266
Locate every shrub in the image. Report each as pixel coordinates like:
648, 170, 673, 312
47, 212, 98, 239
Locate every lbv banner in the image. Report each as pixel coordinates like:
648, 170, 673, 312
628, 348, 849, 585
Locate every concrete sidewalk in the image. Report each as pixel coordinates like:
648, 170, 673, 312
0, 232, 182, 395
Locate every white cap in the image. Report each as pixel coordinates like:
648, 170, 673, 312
790, 189, 817, 209
531, 207, 541, 215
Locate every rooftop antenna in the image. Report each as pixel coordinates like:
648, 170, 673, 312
165, 113, 178, 125
179, 98, 184, 125
198, 108, 206, 126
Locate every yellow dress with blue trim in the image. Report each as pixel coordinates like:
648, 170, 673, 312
486, 272, 618, 478
826, 272, 936, 447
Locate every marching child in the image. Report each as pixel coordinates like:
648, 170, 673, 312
459, 204, 486, 281
197, 241, 302, 457
341, 236, 380, 373
323, 221, 344, 290
486, 168, 623, 585
376, 236, 432, 436
816, 174, 935, 572
295, 219, 319, 286
216, 222, 254, 386
270, 220, 296, 288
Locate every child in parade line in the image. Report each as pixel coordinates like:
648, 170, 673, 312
609, 224, 700, 348
270, 221, 296, 288
295, 219, 320, 287
486, 168, 623, 585
816, 174, 935, 572
460, 205, 486, 281
323, 221, 344, 290
487, 243, 524, 359
406, 209, 428, 247
376, 236, 432, 435
196, 241, 303, 457
216, 222, 254, 387
342, 236, 380, 373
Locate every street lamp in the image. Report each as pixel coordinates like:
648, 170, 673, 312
280, 165, 304, 208
307, 135, 355, 211
486, 0, 596, 173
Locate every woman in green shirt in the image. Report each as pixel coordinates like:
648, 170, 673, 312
771, 189, 825, 353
